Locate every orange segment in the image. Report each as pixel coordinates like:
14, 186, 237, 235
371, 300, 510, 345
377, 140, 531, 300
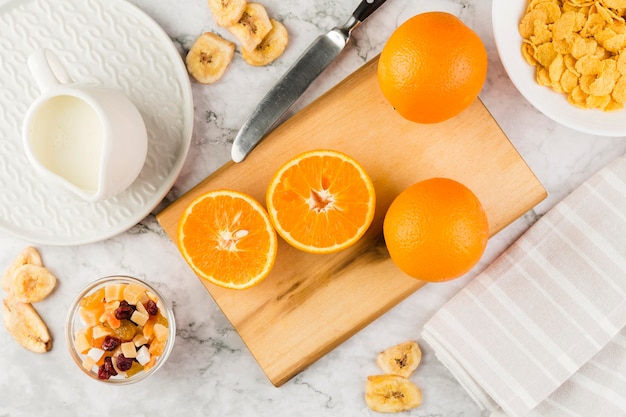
266, 149, 376, 254
177, 190, 278, 289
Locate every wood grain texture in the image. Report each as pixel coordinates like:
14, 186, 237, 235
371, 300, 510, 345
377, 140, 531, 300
157, 56, 547, 386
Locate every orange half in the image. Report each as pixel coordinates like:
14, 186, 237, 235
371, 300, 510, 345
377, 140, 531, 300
177, 190, 277, 290
266, 149, 376, 254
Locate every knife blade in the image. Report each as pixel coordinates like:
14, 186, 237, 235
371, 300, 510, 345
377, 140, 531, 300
231, 0, 388, 163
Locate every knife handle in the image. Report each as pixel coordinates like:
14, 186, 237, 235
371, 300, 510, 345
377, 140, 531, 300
352, 0, 387, 22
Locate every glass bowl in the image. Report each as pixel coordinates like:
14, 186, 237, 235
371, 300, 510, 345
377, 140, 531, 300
65, 275, 175, 384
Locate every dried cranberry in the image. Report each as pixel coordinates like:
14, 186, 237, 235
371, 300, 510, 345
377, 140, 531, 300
97, 357, 118, 380
146, 299, 158, 316
103, 356, 118, 377
97, 364, 111, 380
101, 335, 121, 351
116, 353, 134, 372
115, 300, 135, 320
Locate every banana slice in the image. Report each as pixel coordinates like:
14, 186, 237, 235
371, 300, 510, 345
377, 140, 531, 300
365, 375, 423, 413
2, 297, 52, 353
227, 2, 272, 52
207, 0, 247, 27
186, 32, 236, 84
1, 246, 42, 292
376, 340, 422, 378
242, 19, 288, 66
11, 264, 57, 303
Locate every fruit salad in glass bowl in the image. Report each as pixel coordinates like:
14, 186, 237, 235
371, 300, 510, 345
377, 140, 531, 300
65, 276, 175, 384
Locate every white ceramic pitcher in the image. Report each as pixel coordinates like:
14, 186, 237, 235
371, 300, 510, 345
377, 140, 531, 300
22, 49, 148, 202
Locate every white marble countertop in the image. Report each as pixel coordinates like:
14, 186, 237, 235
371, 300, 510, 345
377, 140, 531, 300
2, 0, 625, 416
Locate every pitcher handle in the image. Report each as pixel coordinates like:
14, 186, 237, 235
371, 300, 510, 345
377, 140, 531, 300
27, 48, 74, 92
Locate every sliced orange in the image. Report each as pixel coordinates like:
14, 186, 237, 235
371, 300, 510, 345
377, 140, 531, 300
177, 190, 277, 289
266, 149, 376, 254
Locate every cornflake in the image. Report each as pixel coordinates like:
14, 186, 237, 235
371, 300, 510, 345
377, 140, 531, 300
519, 0, 626, 111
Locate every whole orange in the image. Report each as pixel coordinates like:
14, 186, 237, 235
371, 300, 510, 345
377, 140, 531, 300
383, 178, 489, 282
377, 11, 488, 124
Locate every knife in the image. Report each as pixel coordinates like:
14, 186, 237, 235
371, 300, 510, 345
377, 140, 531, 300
231, 0, 388, 163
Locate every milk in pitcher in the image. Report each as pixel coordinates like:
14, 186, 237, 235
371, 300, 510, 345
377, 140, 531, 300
27, 95, 103, 194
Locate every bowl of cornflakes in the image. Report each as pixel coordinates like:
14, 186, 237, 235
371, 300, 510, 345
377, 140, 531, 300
65, 276, 176, 384
493, 0, 626, 136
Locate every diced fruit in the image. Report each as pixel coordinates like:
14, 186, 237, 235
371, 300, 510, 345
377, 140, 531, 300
135, 300, 147, 315
103, 310, 121, 329
87, 347, 104, 362
135, 345, 150, 366
121, 341, 137, 359
92, 324, 113, 339
153, 323, 168, 342
130, 310, 149, 326
156, 312, 168, 327
143, 319, 155, 340
104, 300, 120, 313
104, 283, 125, 301
133, 333, 148, 347
143, 355, 157, 372
80, 287, 105, 309
123, 283, 145, 305
146, 290, 158, 303
73, 280, 170, 380
79, 305, 103, 328
149, 339, 166, 357
74, 330, 92, 354
82, 355, 97, 371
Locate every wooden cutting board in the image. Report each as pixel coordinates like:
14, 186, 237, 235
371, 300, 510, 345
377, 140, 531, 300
157, 56, 547, 387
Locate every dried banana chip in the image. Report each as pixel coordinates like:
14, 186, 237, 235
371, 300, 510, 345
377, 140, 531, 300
227, 2, 273, 52
11, 264, 57, 304
242, 19, 289, 66
2, 297, 52, 353
365, 374, 423, 413
186, 32, 236, 84
1, 246, 42, 292
376, 340, 422, 378
207, 0, 247, 27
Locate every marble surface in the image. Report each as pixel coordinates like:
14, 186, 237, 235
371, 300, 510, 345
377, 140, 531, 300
1, 0, 625, 416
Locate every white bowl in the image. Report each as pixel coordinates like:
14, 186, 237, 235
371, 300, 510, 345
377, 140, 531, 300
492, 0, 626, 136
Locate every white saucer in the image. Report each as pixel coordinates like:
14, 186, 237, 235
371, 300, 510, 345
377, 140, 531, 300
0, 0, 193, 245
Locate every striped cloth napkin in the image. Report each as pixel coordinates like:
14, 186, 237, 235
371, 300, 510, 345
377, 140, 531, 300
422, 154, 626, 417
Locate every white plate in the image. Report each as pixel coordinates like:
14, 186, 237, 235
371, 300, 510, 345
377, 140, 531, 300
492, 0, 626, 137
0, 0, 193, 245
